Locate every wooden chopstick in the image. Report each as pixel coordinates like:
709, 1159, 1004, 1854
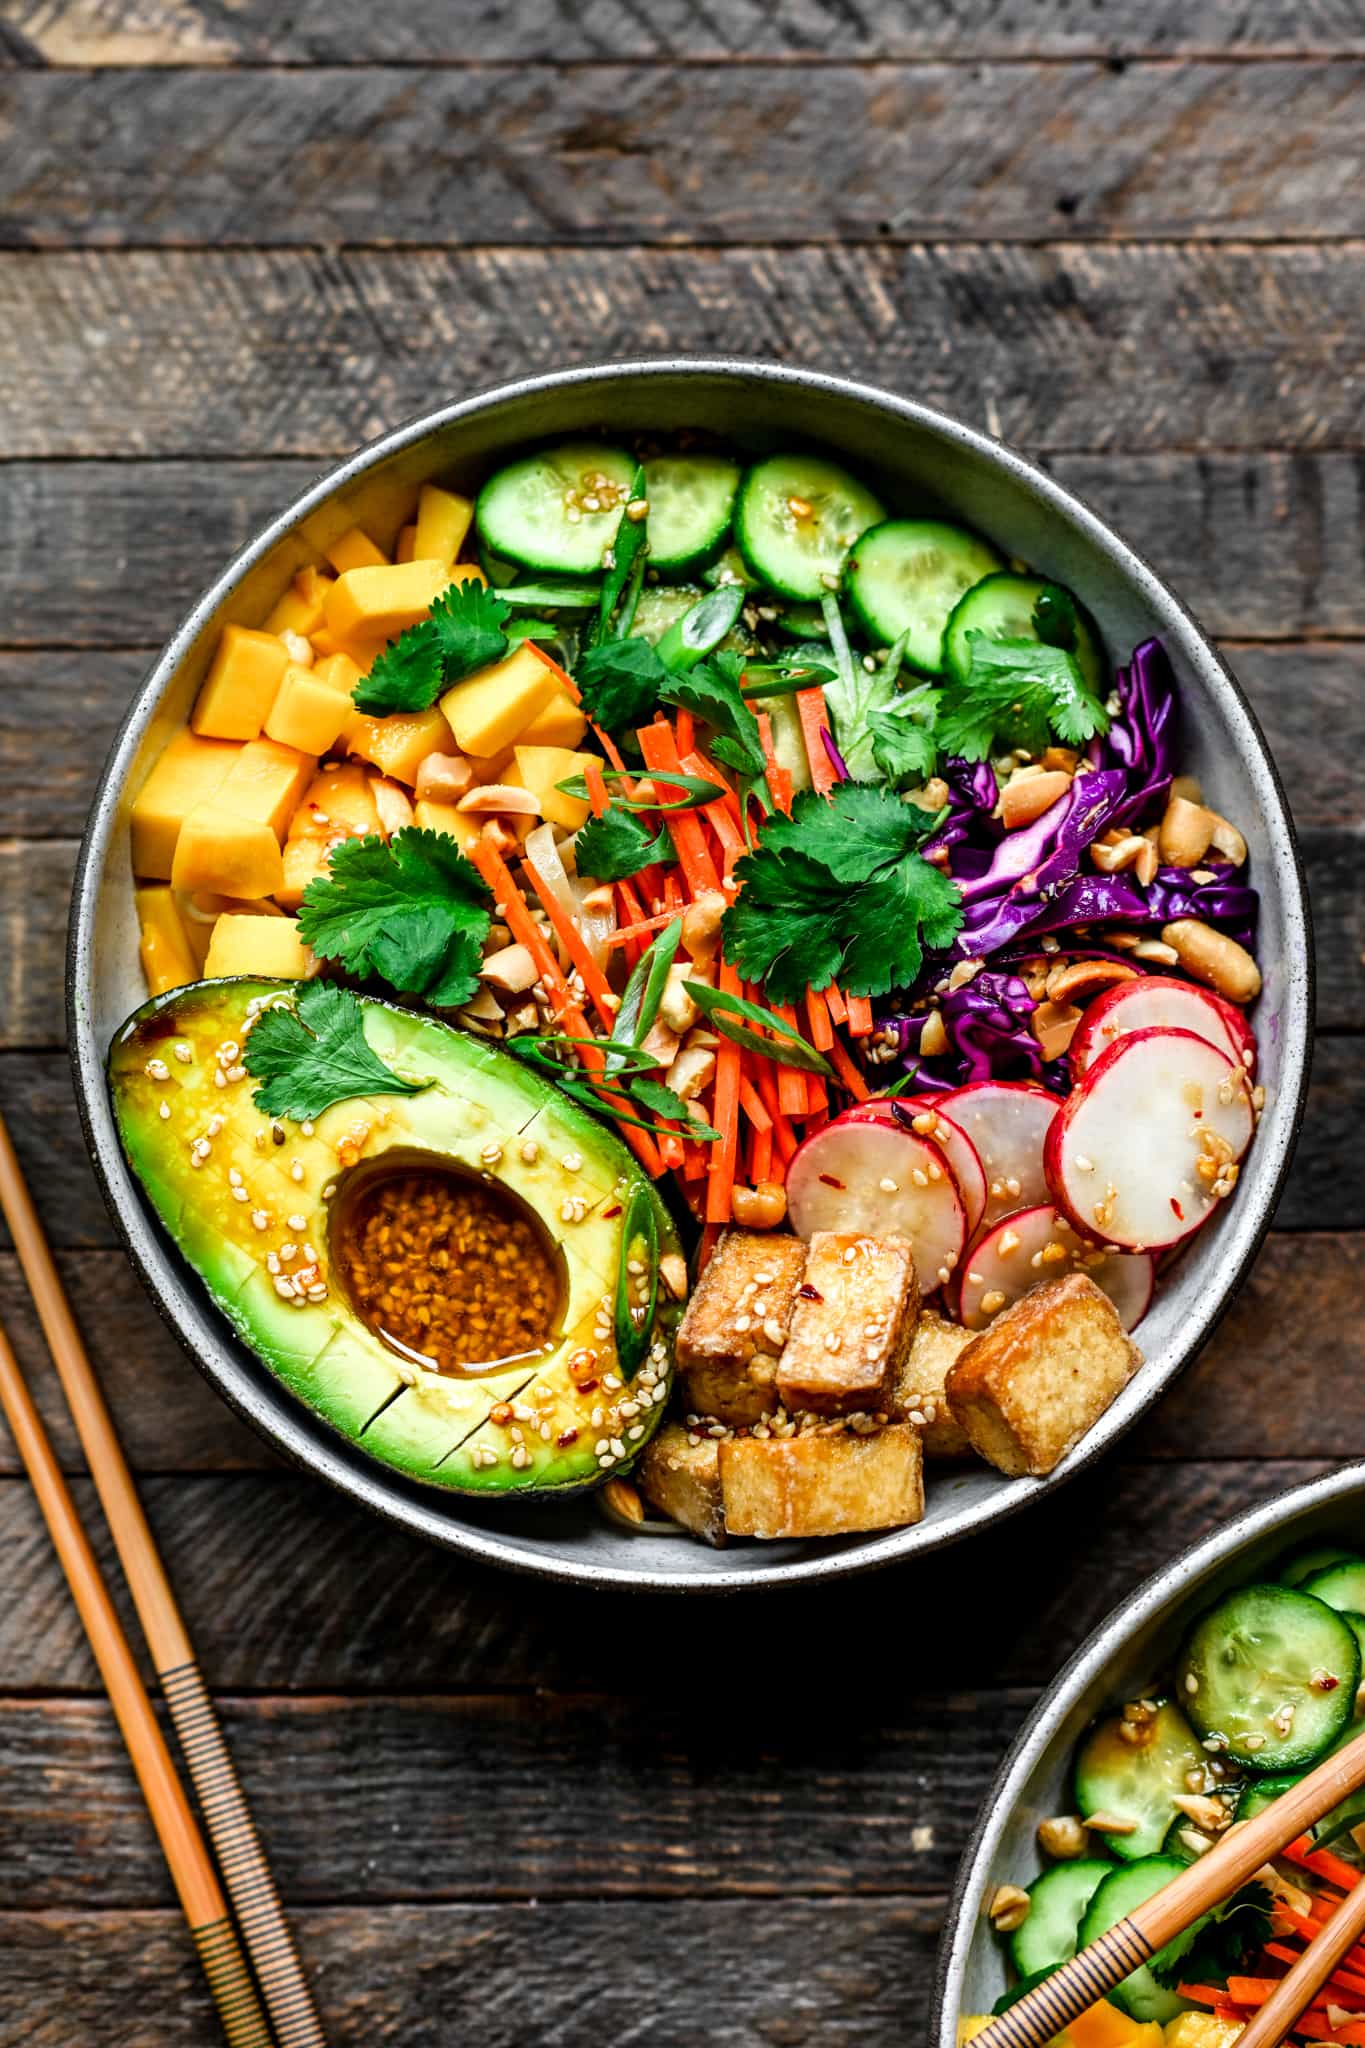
973, 1721, 1365, 2047
0, 1316, 272, 2046
1238, 1876, 1365, 2047
0, 1112, 327, 2048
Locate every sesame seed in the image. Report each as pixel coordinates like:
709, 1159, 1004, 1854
301, 1121, 314, 1136
878, 1176, 899, 1193
287, 1213, 306, 1232
173, 1042, 193, 1064
520, 1138, 540, 1163
250, 1210, 270, 1232
157, 1100, 171, 1120
560, 1151, 582, 1172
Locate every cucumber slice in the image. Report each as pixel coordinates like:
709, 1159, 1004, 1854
1007, 1859, 1112, 1981
1177, 1583, 1360, 1772
643, 454, 740, 575
476, 442, 636, 577
844, 519, 1003, 674
1073, 1699, 1206, 1862
1279, 1543, 1360, 1589
628, 584, 703, 645
1077, 1858, 1191, 2026
734, 454, 884, 602
1234, 1770, 1301, 1824
702, 544, 761, 592
1302, 1561, 1365, 1616
655, 585, 747, 674
943, 571, 1106, 694
773, 601, 830, 641
477, 541, 521, 587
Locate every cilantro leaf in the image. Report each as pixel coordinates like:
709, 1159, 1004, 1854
352, 580, 510, 715
867, 685, 941, 788
1149, 1885, 1272, 1990
936, 632, 1109, 763
663, 652, 767, 785
296, 828, 493, 1008
352, 620, 445, 715
722, 783, 963, 1003
244, 982, 431, 1122
575, 636, 667, 732
575, 805, 675, 883
627, 1075, 720, 1140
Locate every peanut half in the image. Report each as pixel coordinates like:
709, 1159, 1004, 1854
1161, 919, 1262, 1004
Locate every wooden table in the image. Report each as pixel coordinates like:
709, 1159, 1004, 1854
0, 4, 1361, 2039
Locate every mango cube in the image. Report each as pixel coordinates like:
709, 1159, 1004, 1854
348, 707, 454, 786
292, 763, 381, 841
395, 524, 418, 564
171, 806, 285, 901
440, 643, 556, 758
512, 745, 599, 831
130, 729, 240, 878
323, 526, 387, 575
266, 666, 352, 756
135, 885, 198, 996
520, 685, 588, 750
218, 739, 317, 842
265, 566, 333, 638
312, 652, 364, 700
414, 483, 474, 565
413, 799, 482, 852
324, 559, 454, 642
278, 837, 332, 909
191, 625, 291, 741
204, 913, 312, 981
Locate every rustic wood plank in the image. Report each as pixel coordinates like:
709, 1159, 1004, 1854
4, 455, 1363, 648
5, 244, 1362, 459
5, 0, 1365, 66
0, 1899, 944, 2048
2, 64, 1362, 247
0, 1460, 1338, 1695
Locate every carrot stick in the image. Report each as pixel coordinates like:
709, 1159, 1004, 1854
592, 723, 629, 773
771, 1004, 808, 1118
606, 911, 677, 951
756, 711, 793, 816
522, 857, 616, 1025
797, 686, 838, 793
674, 708, 694, 755
663, 872, 684, 914
705, 964, 743, 1224
527, 641, 579, 698
806, 1073, 829, 1115
844, 993, 874, 1037
698, 1221, 723, 1271
1267, 1944, 1365, 2002
826, 1031, 871, 1102
584, 760, 610, 819
681, 748, 745, 856
751, 1061, 797, 1167
638, 721, 721, 895
682, 1142, 709, 1181
1285, 1836, 1362, 1892
804, 987, 835, 1052
738, 1075, 773, 1132
751, 1124, 773, 1184
824, 981, 848, 1027
657, 1133, 685, 1172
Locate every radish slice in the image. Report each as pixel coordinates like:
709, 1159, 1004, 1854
1070, 973, 1257, 1081
957, 1203, 1154, 1333
940, 1080, 1064, 1230
842, 1096, 987, 1239
1045, 1026, 1256, 1253
787, 1120, 967, 1290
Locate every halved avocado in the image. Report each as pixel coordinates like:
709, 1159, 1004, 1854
108, 978, 681, 1496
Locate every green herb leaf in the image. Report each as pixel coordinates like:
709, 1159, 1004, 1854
593, 466, 649, 644
936, 631, 1109, 763
682, 981, 835, 1076
575, 806, 675, 883
1031, 583, 1078, 652
627, 1075, 720, 1140
352, 620, 445, 716
614, 1182, 659, 1382
816, 598, 935, 782
297, 828, 493, 1007
1149, 1885, 1272, 1990
352, 580, 511, 715
615, 917, 683, 1054
662, 652, 767, 787
428, 577, 512, 682
721, 782, 963, 1003
574, 636, 667, 732
244, 982, 431, 1122
866, 683, 941, 788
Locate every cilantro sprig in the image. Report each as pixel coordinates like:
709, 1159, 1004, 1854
296, 828, 493, 1008
243, 982, 432, 1123
722, 782, 964, 1004
353, 579, 513, 715
936, 630, 1109, 763
575, 806, 674, 883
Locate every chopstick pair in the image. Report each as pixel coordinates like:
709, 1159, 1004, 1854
0, 1111, 327, 2048
974, 1728, 1365, 2047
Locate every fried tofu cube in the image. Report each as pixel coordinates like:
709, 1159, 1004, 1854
945, 1272, 1142, 1478
888, 1308, 975, 1459
637, 1424, 726, 1547
777, 1233, 919, 1417
674, 1230, 807, 1426
719, 1425, 924, 1540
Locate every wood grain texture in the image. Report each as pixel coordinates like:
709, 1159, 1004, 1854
5, 243, 1362, 459
5, 0, 1365, 66
5, 454, 1364, 648
2, 63, 1363, 248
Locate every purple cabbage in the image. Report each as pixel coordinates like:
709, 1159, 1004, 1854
951, 768, 1132, 955
924, 755, 998, 862
1099, 637, 1179, 829
879, 969, 1050, 1091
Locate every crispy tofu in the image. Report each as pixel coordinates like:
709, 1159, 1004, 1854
888, 1309, 975, 1459
945, 1272, 1142, 1478
719, 1425, 924, 1540
637, 1424, 726, 1547
777, 1233, 919, 1417
674, 1230, 807, 1426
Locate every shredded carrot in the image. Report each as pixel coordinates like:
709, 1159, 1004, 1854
584, 759, 610, 819
682, 1141, 709, 1181
1286, 1836, 1362, 1892
1175, 1986, 1232, 2008
806, 1072, 829, 1115
751, 1124, 773, 1184
605, 911, 677, 951
751, 1061, 797, 1168
796, 686, 838, 793
522, 857, 615, 1023
805, 1105, 830, 1134
638, 720, 721, 896
1267, 1943, 1365, 2001
673, 708, 694, 755
591, 722, 629, 774
823, 981, 848, 1027
756, 710, 793, 815
705, 963, 743, 1224
663, 871, 685, 914
738, 1074, 773, 1133
845, 993, 874, 1037
526, 641, 579, 699
826, 1031, 871, 1102
804, 987, 835, 1052
657, 1132, 685, 1172
681, 747, 745, 855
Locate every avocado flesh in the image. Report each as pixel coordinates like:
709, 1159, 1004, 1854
108, 979, 680, 1495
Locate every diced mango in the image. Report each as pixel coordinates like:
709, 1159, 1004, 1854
324, 526, 387, 575
324, 560, 455, 642
465, 743, 515, 785
291, 762, 381, 842
520, 684, 588, 749
312, 652, 364, 700
135, 885, 198, 996
130, 730, 240, 878
171, 806, 286, 901
219, 739, 317, 842
348, 707, 455, 786
412, 799, 482, 852
278, 837, 332, 910
1067, 2005, 1161, 2048
265, 566, 334, 638
414, 483, 474, 565
511, 745, 599, 831
204, 913, 312, 981
440, 643, 557, 758
265, 666, 352, 756
191, 625, 291, 742
335, 633, 392, 677
395, 523, 417, 564
308, 627, 345, 659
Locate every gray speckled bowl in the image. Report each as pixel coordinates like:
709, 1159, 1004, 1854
68, 359, 1312, 1592
933, 1465, 1365, 2039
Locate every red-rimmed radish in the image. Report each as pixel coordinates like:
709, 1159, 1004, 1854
842, 1095, 988, 1238
957, 1204, 1154, 1333
940, 1080, 1063, 1230
786, 1119, 967, 1290
1046, 1026, 1255, 1253
1070, 973, 1257, 1080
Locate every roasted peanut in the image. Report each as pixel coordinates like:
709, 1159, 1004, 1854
416, 750, 474, 803
1158, 795, 1216, 868
731, 1180, 788, 1229
1001, 767, 1072, 831
479, 943, 539, 995
988, 1884, 1031, 1934
1090, 833, 1151, 875
280, 629, 314, 668
920, 1009, 948, 1058
1169, 773, 1203, 805
371, 776, 414, 838
1162, 919, 1262, 1004
601, 1478, 645, 1525
1208, 813, 1248, 866
681, 890, 727, 966
1029, 999, 1083, 1062
1045, 959, 1138, 1006
1036, 1815, 1089, 1860
457, 782, 541, 815
659, 1252, 690, 1301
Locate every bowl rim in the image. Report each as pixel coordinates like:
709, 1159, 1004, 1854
930, 1461, 1365, 2040
67, 354, 1314, 1593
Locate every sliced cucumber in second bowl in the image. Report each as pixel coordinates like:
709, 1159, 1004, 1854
1073, 1698, 1206, 1862
476, 441, 637, 577
844, 519, 1003, 673
1176, 1582, 1361, 1773
734, 453, 884, 602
